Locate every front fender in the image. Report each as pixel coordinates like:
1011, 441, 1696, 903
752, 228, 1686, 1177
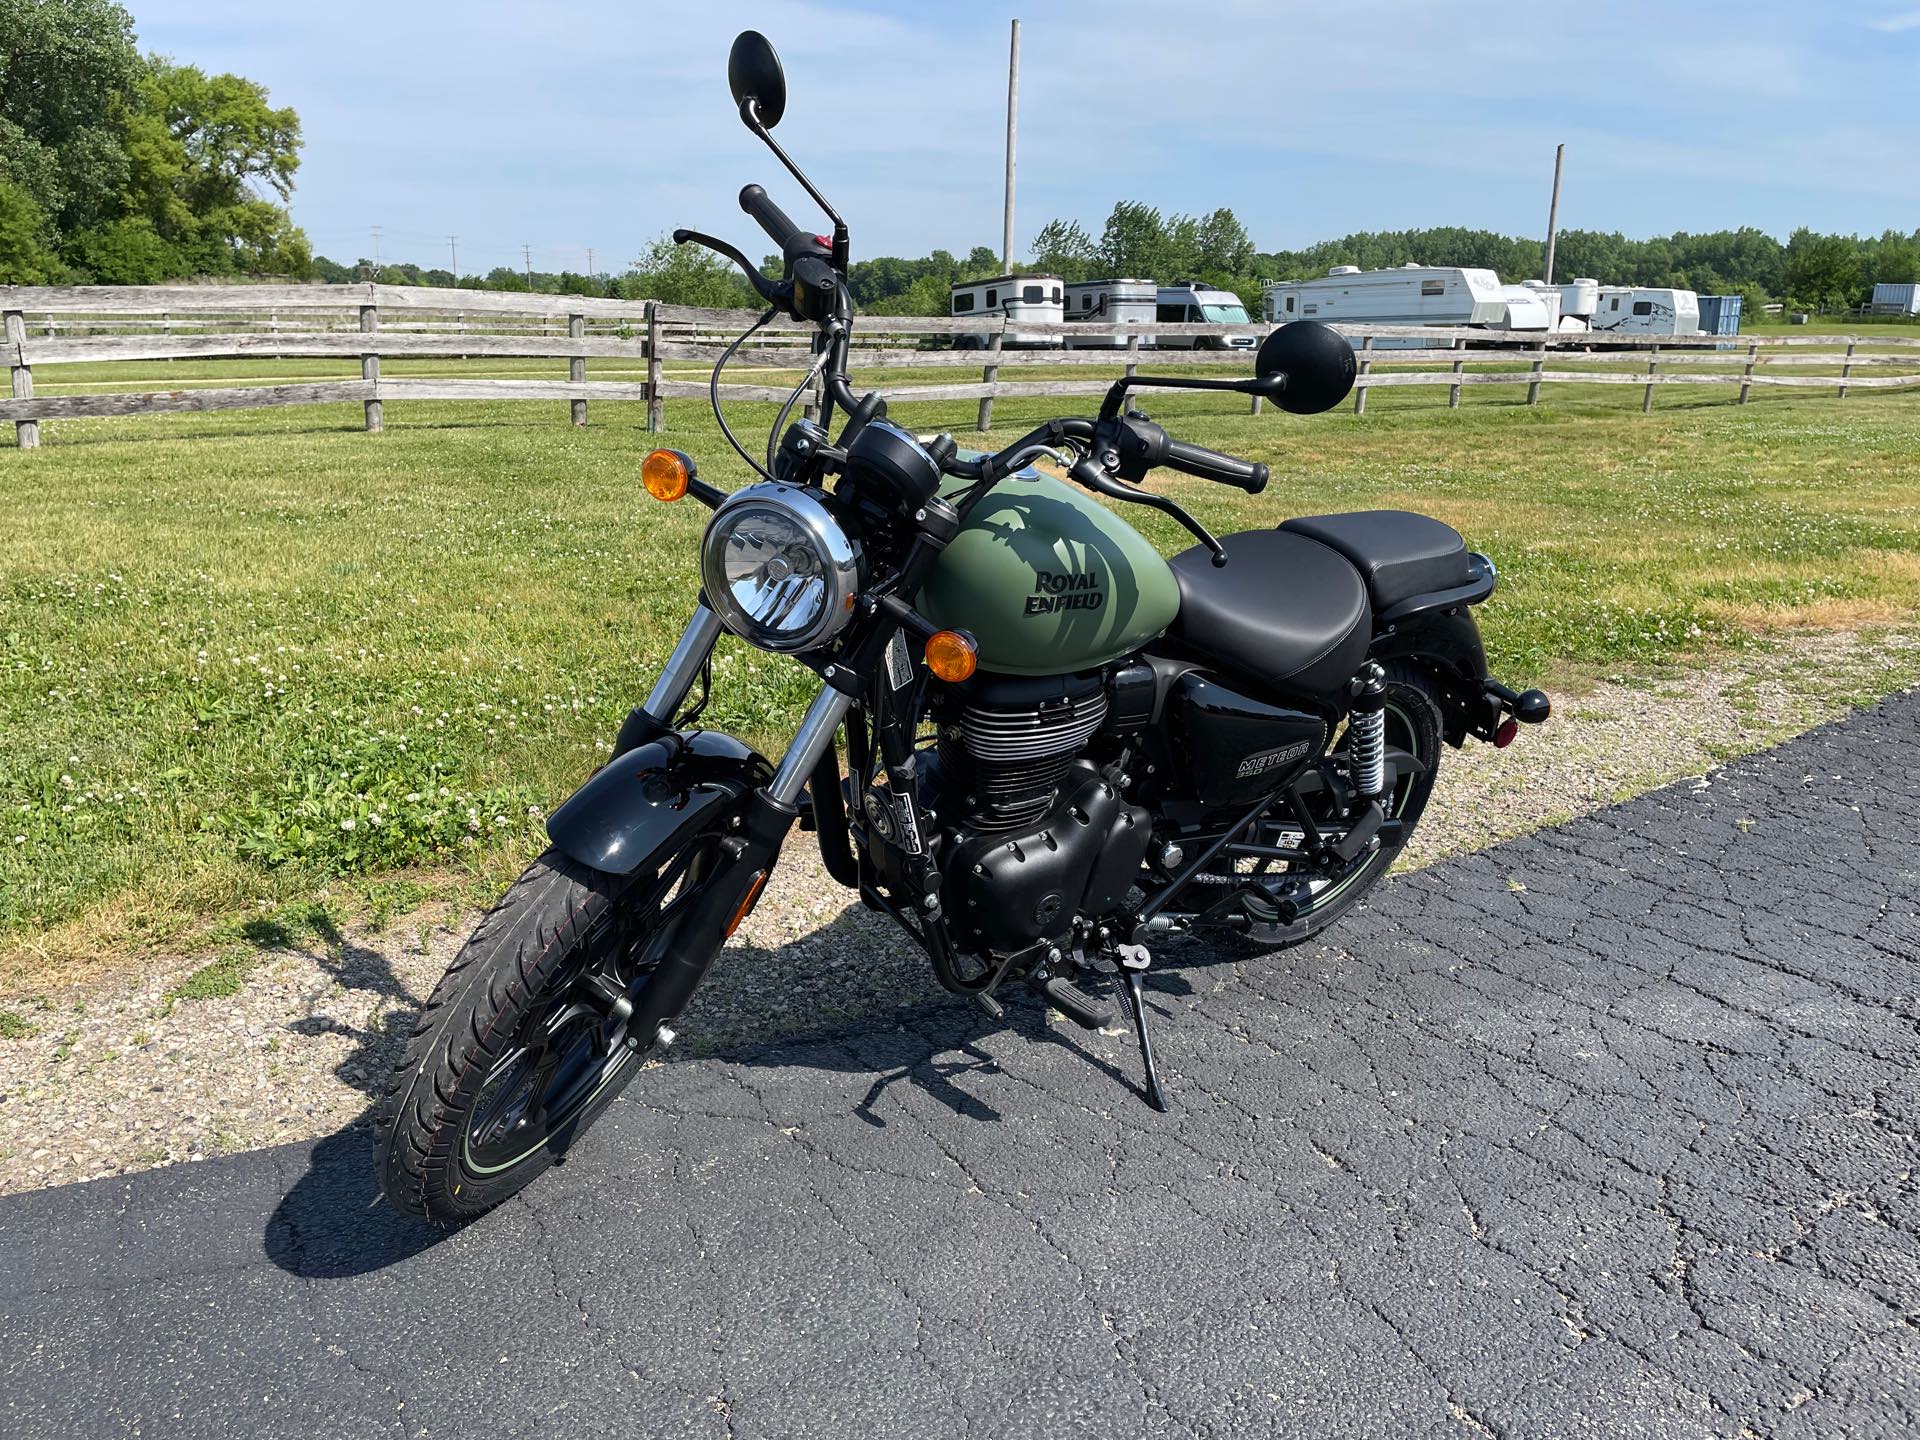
546, 730, 773, 876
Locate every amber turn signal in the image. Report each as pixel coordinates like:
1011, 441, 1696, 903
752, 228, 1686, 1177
642, 448, 693, 502
924, 629, 978, 683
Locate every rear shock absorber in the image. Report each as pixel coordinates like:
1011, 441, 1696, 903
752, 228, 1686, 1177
1347, 662, 1388, 799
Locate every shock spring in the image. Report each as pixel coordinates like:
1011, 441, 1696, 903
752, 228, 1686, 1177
1348, 663, 1388, 799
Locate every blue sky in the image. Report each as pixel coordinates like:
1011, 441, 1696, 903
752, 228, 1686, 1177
134, 1, 1920, 274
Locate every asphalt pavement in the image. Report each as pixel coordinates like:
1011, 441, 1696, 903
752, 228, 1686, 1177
3, 690, 1916, 1439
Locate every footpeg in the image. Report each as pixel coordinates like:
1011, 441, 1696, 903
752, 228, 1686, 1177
1115, 944, 1170, 1112
1030, 972, 1113, 1030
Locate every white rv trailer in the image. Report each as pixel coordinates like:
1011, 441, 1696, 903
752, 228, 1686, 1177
1062, 278, 1157, 349
1152, 281, 1258, 350
1261, 265, 1553, 346
1589, 287, 1701, 338
950, 273, 1065, 347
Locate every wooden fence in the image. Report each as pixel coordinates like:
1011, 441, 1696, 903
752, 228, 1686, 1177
5, 283, 1919, 450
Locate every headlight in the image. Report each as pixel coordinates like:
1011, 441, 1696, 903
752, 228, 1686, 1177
699, 482, 860, 652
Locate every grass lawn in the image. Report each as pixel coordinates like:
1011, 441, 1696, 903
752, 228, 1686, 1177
3, 355, 1918, 986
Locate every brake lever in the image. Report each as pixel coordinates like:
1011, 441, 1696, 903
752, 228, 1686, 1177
672, 228, 790, 310
1068, 456, 1228, 566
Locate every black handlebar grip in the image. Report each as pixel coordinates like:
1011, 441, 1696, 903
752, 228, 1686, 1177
739, 184, 822, 264
1163, 439, 1269, 494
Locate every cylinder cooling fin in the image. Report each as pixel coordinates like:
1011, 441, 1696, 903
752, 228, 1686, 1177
937, 671, 1108, 830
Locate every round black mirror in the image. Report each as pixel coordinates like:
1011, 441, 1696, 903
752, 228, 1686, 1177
728, 31, 787, 129
1256, 320, 1355, 415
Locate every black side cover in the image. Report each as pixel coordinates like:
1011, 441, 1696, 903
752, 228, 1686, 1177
546, 731, 772, 876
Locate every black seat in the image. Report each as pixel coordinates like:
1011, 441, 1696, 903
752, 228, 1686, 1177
1279, 510, 1470, 612
1167, 530, 1371, 700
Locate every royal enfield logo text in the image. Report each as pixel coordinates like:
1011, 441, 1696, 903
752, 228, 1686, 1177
1024, 570, 1105, 615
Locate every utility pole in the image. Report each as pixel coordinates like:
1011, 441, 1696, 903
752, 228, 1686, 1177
1002, 18, 1020, 272
1542, 143, 1565, 285
523, 243, 534, 291
586, 246, 595, 278
448, 235, 459, 280
369, 224, 383, 279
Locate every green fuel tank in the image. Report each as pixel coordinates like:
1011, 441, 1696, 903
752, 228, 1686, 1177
917, 471, 1181, 676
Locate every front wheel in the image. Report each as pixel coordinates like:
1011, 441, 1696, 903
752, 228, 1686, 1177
376, 842, 715, 1223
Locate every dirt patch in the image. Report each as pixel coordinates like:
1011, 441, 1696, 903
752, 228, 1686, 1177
2, 628, 1915, 1196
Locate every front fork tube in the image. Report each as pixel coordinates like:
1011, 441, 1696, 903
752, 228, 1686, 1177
627, 683, 855, 1043
642, 603, 724, 726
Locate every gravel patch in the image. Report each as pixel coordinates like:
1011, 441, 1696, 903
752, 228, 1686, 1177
2, 627, 1914, 1197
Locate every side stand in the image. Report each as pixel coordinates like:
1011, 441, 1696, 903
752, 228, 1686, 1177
1115, 944, 1169, 1112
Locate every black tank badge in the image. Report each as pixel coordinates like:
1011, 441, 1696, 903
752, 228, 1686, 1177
1025, 570, 1105, 615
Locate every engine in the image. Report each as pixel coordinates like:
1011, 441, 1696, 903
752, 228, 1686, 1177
930, 670, 1152, 956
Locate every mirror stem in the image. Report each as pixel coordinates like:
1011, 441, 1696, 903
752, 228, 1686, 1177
740, 100, 849, 258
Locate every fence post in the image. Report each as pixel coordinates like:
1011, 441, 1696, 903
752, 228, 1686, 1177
359, 303, 383, 432
976, 324, 1004, 433
1526, 341, 1545, 406
1642, 344, 1658, 414
1125, 332, 1140, 386
569, 313, 587, 427
5, 309, 38, 450
1353, 334, 1373, 415
645, 303, 663, 433
1739, 341, 1757, 405
1449, 337, 1465, 409
1838, 340, 1855, 400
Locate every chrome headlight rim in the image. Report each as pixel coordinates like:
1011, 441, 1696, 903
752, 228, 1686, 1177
699, 481, 861, 654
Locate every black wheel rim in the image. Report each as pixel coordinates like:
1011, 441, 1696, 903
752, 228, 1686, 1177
462, 841, 714, 1175
1226, 698, 1428, 920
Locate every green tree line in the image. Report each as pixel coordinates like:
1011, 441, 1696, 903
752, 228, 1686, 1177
0, 0, 308, 283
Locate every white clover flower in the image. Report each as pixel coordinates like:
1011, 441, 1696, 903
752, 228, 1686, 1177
339, 818, 356, 832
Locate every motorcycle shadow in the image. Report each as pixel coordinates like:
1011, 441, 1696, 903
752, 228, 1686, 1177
263, 895, 1206, 1279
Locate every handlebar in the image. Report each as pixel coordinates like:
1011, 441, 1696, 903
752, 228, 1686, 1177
1162, 439, 1268, 495
739, 184, 827, 266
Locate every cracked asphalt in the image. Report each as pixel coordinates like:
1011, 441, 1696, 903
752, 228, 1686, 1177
2, 690, 1916, 1440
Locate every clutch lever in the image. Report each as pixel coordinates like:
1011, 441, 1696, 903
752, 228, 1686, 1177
1068, 456, 1228, 566
672, 228, 789, 310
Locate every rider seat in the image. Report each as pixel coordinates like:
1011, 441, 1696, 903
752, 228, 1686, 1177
1278, 510, 1472, 613
1166, 530, 1371, 700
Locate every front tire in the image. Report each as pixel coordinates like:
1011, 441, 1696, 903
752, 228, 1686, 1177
376, 844, 709, 1223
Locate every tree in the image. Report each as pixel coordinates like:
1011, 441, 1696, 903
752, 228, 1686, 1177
108, 57, 306, 275
1099, 201, 1173, 277
0, 0, 140, 232
1783, 228, 1861, 309
0, 178, 61, 281
621, 234, 757, 308
1029, 218, 1096, 279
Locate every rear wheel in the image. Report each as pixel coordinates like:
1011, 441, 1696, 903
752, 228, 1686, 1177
1215, 665, 1444, 947
376, 841, 716, 1223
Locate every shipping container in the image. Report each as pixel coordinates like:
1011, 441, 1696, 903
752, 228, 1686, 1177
1696, 295, 1743, 336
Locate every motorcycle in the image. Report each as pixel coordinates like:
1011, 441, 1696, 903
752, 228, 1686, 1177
377, 31, 1551, 1222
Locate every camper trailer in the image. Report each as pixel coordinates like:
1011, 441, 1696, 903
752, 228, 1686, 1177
1262, 265, 1555, 345
1589, 287, 1701, 338
950, 273, 1065, 347
1152, 281, 1258, 350
1062, 278, 1157, 349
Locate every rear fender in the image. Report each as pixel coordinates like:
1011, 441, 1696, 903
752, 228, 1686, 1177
1369, 610, 1490, 748
546, 729, 773, 876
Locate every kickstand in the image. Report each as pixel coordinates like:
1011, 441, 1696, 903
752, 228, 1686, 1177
1115, 944, 1169, 1112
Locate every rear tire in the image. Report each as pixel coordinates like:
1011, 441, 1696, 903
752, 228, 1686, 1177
376, 845, 703, 1223
1233, 664, 1444, 948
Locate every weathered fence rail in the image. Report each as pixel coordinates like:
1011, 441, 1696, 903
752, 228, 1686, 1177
5, 283, 1918, 450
